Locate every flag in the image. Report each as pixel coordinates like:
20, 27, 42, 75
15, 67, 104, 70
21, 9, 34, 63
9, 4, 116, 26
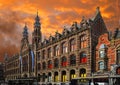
19, 55, 22, 67
19, 55, 22, 73
31, 50, 34, 71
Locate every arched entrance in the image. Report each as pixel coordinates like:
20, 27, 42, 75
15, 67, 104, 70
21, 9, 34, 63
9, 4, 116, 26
48, 72, 52, 82
61, 71, 67, 82
70, 69, 76, 80
54, 72, 59, 82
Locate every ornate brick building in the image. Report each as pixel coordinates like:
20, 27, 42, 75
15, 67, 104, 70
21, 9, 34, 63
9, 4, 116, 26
4, 7, 120, 85
95, 28, 120, 84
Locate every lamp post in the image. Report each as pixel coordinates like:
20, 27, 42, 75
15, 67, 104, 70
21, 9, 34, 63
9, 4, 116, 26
91, 72, 94, 85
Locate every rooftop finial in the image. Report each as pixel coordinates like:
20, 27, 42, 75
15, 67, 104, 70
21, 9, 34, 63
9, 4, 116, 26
37, 10, 39, 16
96, 6, 100, 13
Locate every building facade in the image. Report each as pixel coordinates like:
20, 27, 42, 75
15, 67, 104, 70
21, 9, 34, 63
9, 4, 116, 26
0, 62, 4, 83
4, 7, 120, 85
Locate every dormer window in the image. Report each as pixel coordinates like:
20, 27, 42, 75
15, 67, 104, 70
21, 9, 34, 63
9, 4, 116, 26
49, 35, 54, 42
55, 31, 61, 39
44, 39, 48, 45
62, 27, 69, 36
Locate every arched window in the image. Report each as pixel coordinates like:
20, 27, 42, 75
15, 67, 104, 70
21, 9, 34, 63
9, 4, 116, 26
48, 48, 52, 58
43, 73, 46, 82
80, 35, 87, 48
70, 55, 76, 66
62, 42, 68, 54
99, 44, 106, 58
61, 57, 67, 67
61, 71, 67, 82
80, 68, 86, 77
48, 60, 52, 69
48, 72, 52, 82
80, 52, 87, 63
54, 58, 59, 68
54, 45, 59, 56
98, 61, 105, 70
70, 70, 76, 80
38, 74, 41, 82
70, 39, 76, 51
37, 52, 40, 61
42, 62, 46, 70
117, 47, 120, 64
54, 72, 59, 82
42, 50, 46, 59
37, 63, 41, 71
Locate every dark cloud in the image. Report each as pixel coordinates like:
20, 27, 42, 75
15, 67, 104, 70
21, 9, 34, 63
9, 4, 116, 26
0, 0, 119, 62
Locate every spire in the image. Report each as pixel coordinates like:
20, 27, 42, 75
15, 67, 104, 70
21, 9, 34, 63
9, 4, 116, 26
92, 7, 101, 21
34, 11, 41, 29
23, 24, 28, 38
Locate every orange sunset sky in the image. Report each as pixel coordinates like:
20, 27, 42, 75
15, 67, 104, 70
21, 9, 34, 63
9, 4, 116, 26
0, 0, 120, 62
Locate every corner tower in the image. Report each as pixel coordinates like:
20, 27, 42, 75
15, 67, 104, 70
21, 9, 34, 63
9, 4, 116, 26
32, 12, 42, 46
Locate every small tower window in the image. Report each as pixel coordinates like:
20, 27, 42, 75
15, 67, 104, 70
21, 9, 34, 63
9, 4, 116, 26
99, 44, 106, 58
98, 61, 105, 70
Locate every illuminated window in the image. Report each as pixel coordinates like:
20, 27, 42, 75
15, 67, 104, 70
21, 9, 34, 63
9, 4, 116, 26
80, 68, 86, 77
62, 42, 68, 54
70, 70, 76, 80
62, 71, 67, 82
80, 35, 87, 48
70, 55, 76, 66
61, 57, 67, 67
70, 39, 76, 51
54, 72, 59, 82
80, 52, 87, 63
54, 45, 59, 56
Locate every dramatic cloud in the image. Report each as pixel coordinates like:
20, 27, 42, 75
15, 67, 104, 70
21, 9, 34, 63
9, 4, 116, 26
0, 0, 119, 62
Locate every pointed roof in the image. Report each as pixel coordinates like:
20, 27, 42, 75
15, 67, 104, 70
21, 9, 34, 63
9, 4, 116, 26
34, 11, 41, 28
23, 24, 28, 38
92, 7, 101, 21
